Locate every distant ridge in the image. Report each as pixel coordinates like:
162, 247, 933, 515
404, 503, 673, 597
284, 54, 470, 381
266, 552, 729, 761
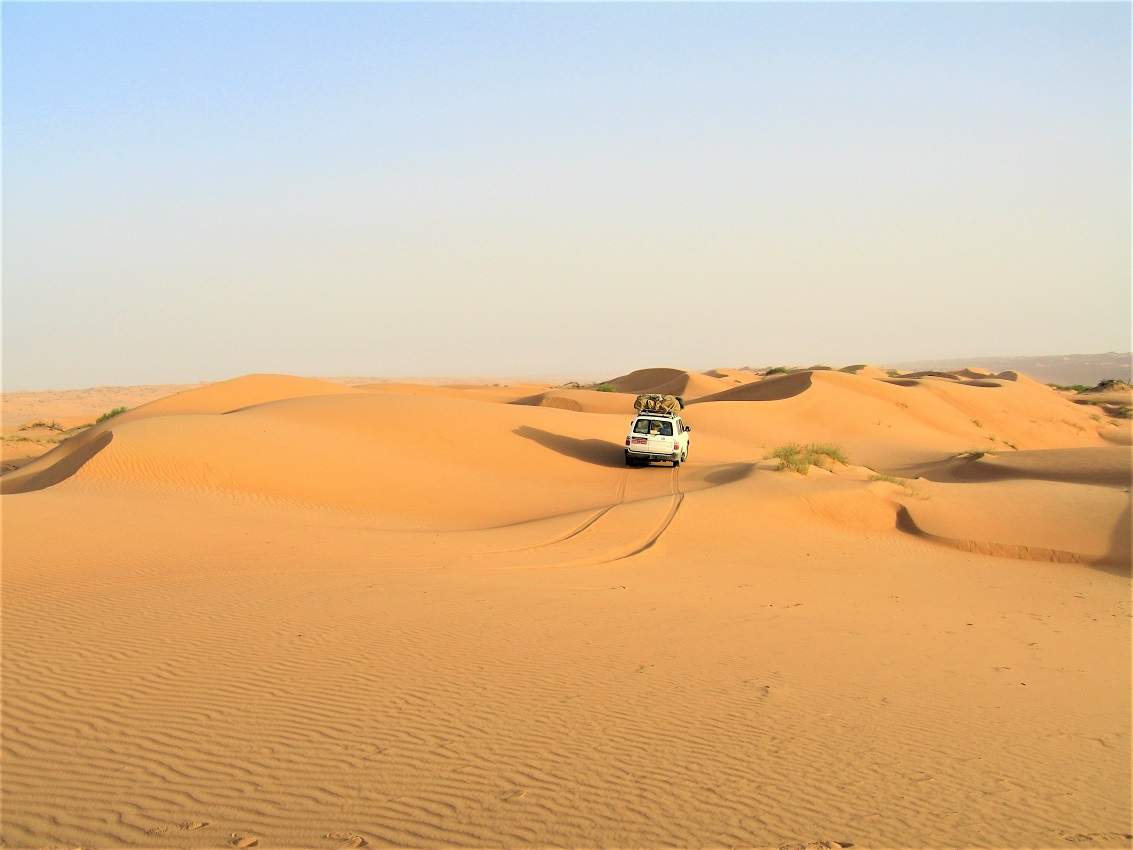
885, 352, 1131, 386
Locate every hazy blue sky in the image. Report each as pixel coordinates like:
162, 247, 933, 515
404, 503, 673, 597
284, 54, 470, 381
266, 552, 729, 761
4, 2, 1129, 389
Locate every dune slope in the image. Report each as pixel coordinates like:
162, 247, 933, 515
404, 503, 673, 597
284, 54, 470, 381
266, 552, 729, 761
2, 369, 1130, 849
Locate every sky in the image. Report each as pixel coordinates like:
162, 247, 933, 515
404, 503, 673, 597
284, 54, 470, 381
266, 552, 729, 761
3, 2, 1130, 390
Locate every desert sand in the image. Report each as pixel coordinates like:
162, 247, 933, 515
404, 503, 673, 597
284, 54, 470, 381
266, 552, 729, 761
2, 366, 1130, 849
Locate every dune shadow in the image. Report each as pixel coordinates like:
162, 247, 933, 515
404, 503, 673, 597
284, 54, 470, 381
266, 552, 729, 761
1, 431, 113, 494
1102, 505, 1132, 577
513, 426, 625, 468
902, 451, 1132, 488
690, 371, 812, 403
879, 378, 921, 388
703, 462, 757, 486
510, 393, 547, 407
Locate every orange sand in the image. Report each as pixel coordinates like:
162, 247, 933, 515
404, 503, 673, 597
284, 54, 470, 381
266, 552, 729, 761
2, 367, 1129, 848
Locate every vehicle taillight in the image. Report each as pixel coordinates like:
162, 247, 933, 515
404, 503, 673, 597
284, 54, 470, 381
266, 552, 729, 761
625, 437, 630, 446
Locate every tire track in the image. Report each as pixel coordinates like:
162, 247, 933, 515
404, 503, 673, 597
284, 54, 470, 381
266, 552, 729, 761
606, 465, 684, 563
542, 469, 629, 546
497, 470, 630, 553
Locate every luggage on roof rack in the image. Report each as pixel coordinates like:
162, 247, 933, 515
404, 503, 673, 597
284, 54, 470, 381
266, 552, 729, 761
633, 394, 685, 414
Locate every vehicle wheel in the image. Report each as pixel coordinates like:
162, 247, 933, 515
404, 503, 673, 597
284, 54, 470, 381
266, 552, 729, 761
625, 452, 637, 467
673, 457, 681, 468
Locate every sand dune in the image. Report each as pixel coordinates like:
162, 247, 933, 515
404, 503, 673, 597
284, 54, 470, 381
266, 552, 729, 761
908, 445, 1132, 487
354, 382, 551, 404
601, 366, 735, 399
2, 374, 361, 496
3, 367, 1130, 849
510, 387, 639, 414
703, 367, 761, 383
839, 364, 888, 378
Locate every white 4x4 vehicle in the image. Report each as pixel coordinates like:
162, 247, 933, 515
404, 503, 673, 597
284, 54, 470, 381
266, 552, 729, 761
624, 413, 691, 467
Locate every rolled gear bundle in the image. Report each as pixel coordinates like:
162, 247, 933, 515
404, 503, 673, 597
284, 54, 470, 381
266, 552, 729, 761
634, 394, 685, 414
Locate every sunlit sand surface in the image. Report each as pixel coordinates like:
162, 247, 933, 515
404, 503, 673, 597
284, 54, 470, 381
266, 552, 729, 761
3, 367, 1130, 848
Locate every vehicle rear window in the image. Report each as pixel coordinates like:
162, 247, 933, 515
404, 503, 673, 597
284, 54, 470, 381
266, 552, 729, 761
633, 418, 673, 436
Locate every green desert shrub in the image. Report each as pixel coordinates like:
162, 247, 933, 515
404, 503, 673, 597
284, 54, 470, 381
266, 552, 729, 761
764, 366, 789, 376
869, 472, 921, 495
593, 383, 616, 392
767, 442, 848, 475
96, 407, 128, 424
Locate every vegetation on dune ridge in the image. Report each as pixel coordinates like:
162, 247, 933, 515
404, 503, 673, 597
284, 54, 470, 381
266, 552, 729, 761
869, 472, 921, 494
767, 442, 848, 475
593, 383, 616, 392
96, 407, 129, 423
1050, 378, 1132, 394
763, 366, 789, 376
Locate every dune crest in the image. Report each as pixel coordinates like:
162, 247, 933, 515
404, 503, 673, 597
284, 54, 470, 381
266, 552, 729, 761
601, 367, 735, 399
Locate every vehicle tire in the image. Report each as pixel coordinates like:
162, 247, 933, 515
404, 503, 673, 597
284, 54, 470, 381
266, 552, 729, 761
625, 452, 637, 467
673, 457, 681, 468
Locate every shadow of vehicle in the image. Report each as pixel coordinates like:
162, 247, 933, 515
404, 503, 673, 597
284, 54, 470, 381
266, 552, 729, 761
513, 426, 625, 468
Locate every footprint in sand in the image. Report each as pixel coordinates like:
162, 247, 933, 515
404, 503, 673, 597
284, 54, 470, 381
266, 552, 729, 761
229, 834, 259, 848
179, 821, 210, 831
326, 832, 368, 848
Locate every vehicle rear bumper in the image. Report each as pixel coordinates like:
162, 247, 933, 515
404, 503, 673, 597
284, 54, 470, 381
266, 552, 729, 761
626, 449, 679, 462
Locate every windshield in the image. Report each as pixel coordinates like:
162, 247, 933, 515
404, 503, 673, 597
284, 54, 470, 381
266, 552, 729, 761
634, 418, 673, 436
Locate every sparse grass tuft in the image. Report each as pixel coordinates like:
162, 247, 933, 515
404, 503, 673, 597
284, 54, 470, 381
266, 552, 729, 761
1114, 406, 1133, 419
96, 407, 128, 423
808, 442, 848, 465
1050, 383, 1092, 393
764, 366, 789, 376
887, 369, 901, 377
767, 442, 848, 475
593, 383, 616, 392
20, 419, 62, 431
870, 472, 921, 495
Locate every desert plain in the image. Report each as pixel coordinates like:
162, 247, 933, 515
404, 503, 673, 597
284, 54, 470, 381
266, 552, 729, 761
2, 365, 1130, 849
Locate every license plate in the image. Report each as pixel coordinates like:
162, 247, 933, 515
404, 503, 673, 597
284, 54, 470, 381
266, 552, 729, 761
631, 437, 647, 445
